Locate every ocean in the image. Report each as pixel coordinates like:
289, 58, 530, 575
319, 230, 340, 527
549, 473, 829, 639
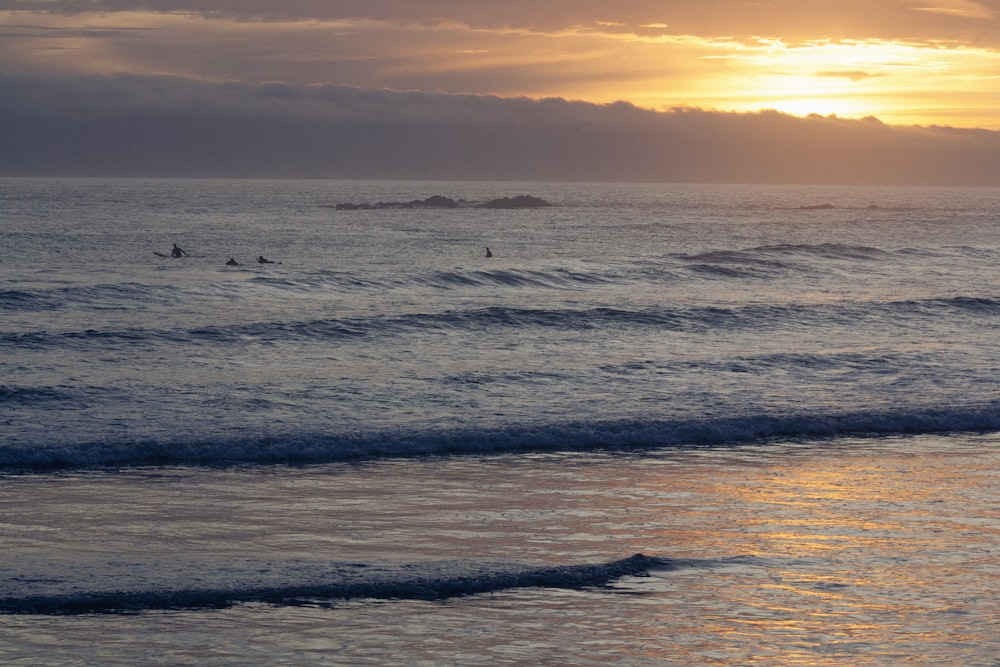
1, 178, 998, 665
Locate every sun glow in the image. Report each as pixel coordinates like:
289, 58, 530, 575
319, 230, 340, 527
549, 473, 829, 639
717, 74, 884, 119
626, 37, 1000, 128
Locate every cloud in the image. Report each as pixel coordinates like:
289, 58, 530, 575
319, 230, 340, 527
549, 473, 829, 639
912, 1, 997, 20
5, 6, 1000, 129
3, 1, 999, 44
2, 74, 998, 185
5, 1, 1000, 131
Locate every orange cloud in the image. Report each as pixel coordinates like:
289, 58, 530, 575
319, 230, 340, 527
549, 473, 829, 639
2, 2, 1000, 129
911, 1, 997, 20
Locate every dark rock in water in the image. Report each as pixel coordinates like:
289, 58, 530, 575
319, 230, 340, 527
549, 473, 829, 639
415, 195, 459, 208
479, 195, 550, 209
335, 194, 549, 210
337, 195, 459, 210
376, 195, 459, 209
799, 203, 835, 210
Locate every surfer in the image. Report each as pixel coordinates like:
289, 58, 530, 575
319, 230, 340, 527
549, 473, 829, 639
171, 244, 188, 258
226, 257, 241, 266
257, 255, 274, 264
485, 247, 493, 258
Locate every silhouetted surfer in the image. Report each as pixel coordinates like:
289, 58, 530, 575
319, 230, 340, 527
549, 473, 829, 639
257, 255, 274, 264
226, 257, 241, 266
485, 247, 493, 258
171, 244, 188, 258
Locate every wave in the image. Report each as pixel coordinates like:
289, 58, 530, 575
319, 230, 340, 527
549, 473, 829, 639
0, 385, 80, 405
3, 404, 997, 471
0, 289, 62, 311
0, 269, 615, 315
422, 268, 614, 289
247, 268, 612, 293
909, 295, 1000, 316
677, 243, 964, 279
599, 349, 915, 375
2, 244, 981, 317
0, 553, 674, 615
683, 243, 889, 264
4, 294, 996, 351
0, 283, 182, 312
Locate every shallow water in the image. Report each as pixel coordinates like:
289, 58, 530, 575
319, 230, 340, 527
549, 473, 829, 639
3, 434, 998, 665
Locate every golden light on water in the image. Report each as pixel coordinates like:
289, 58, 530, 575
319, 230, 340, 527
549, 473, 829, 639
630, 440, 999, 662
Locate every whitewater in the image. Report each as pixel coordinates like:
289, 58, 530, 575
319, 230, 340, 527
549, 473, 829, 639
1, 178, 998, 665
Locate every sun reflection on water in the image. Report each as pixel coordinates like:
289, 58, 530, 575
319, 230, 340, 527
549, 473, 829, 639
627, 437, 999, 664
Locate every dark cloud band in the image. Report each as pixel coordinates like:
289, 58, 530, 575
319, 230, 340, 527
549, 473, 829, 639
2, 74, 998, 184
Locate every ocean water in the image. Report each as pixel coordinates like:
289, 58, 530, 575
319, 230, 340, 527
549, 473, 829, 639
1, 178, 998, 665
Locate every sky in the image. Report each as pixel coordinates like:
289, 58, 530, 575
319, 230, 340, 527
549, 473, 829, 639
2, 0, 1000, 184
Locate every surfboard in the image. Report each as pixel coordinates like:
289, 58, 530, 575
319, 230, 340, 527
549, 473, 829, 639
153, 252, 170, 257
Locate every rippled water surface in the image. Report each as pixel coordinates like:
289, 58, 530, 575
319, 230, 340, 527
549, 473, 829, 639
2, 179, 998, 664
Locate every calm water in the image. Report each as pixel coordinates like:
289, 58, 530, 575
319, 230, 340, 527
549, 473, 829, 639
1, 179, 998, 665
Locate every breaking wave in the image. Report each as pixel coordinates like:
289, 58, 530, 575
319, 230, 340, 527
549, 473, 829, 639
0, 553, 676, 615
3, 404, 997, 471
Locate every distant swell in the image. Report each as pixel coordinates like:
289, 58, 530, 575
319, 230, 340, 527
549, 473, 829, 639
0, 553, 671, 615
3, 295, 997, 350
2, 404, 997, 471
